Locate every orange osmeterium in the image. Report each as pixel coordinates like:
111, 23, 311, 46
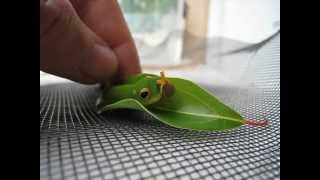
156, 71, 175, 98
157, 71, 168, 87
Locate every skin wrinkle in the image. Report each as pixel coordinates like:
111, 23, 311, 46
80, 43, 118, 82
40, 0, 74, 43
69, 0, 141, 77
113, 41, 140, 79
70, 0, 93, 19
69, 0, 131, 48
40, 12, 61, 41
40, 0, 59, 39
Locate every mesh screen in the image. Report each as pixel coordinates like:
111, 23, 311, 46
40, 35, 280, 180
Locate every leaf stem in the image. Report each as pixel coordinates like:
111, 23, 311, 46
244, 119, 269, 127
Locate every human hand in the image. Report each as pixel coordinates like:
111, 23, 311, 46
40, 0, 141, 84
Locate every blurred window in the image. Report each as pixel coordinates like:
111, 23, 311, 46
118, 0, 185, 66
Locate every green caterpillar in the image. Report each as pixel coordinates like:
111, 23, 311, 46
96, 71, 268, 131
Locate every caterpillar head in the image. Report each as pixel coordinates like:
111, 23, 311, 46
135, 71, 175, 106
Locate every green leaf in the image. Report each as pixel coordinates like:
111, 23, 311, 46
97, 73, 247, 131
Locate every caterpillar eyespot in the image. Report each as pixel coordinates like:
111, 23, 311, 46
139, 88, 151, 99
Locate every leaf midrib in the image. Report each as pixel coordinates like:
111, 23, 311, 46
150, 106, 244, 124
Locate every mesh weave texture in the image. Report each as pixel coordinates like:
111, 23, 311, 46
40, 35, 280, 180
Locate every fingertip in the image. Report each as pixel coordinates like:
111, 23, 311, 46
114, 41, 142, 79
80, 44, 119, 83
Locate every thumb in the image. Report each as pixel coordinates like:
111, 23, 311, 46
40, 0, 118, 84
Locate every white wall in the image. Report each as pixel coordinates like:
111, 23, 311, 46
207, 0, 280, 43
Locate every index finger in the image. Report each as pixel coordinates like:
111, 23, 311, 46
71, 0, 141, 78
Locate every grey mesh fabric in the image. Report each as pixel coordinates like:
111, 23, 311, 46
40, 34, 280, 180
